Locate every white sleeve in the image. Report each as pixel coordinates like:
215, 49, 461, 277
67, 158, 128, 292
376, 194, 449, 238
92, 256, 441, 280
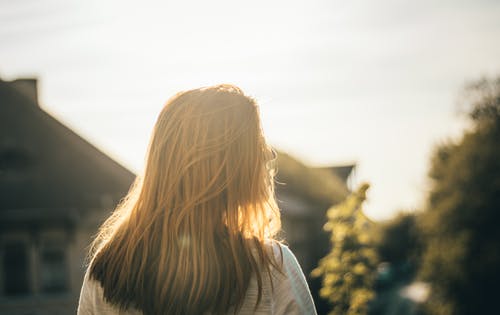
271, 244, 318, 315
77, 270, 140, 315
77, 271, 97, 315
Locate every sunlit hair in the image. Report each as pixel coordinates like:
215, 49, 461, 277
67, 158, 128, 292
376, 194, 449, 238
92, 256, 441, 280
88, 84, 282, 314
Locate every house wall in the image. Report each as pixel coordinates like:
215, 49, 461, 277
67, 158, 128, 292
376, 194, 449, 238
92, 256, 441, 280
0, 208, 108, 315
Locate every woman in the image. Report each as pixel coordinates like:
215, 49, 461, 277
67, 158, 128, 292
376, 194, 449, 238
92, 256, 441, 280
78, 84, 317, 315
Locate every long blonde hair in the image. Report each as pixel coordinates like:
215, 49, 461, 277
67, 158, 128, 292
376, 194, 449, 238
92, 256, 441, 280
89, 84, 282, 314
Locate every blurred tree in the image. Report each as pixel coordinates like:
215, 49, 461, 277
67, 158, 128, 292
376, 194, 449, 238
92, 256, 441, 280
311, 183, 378, 315
376, 212, 422, 268
418, 77, 500, 315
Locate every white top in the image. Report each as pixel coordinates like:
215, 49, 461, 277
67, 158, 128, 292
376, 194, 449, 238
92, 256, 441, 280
77, 243, 317, 315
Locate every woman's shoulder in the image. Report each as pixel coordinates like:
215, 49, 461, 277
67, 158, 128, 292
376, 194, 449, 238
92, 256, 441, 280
264, 241, 318, 315
78, 269, 142, 315
264, 240, 298, 268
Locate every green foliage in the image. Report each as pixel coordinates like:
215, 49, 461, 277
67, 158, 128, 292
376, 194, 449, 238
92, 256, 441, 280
311, 183, 378, 315
275, 151, 348, 207
375, 211, 422, 267
418, 77, 500, 315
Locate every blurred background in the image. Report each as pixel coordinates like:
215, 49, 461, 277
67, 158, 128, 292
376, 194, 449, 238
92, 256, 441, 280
1, 0, 499, 314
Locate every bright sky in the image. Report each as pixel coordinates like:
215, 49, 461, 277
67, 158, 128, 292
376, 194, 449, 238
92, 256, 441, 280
1, 0, 499, 220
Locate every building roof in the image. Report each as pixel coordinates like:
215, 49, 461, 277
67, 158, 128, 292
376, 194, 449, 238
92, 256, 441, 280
275, 152, 350, 210
0, 78, 135, 223
316, 164, 355, 183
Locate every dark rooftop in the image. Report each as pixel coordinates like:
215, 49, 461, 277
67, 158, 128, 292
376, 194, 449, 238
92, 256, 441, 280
0, 78, 135, 223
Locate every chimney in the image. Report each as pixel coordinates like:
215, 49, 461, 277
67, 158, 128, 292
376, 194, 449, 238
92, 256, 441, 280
10, 78, 38, 105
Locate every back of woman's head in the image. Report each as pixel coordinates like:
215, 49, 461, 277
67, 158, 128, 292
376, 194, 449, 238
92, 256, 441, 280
89, 84, 281, 314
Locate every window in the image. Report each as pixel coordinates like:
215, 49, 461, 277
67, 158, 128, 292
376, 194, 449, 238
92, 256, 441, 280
2, 242, 30, 296
40, 243, 67, 293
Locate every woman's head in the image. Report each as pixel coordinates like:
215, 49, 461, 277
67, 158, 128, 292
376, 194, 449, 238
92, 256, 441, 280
142, 84, 279, 238
89, 84, 281, 314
